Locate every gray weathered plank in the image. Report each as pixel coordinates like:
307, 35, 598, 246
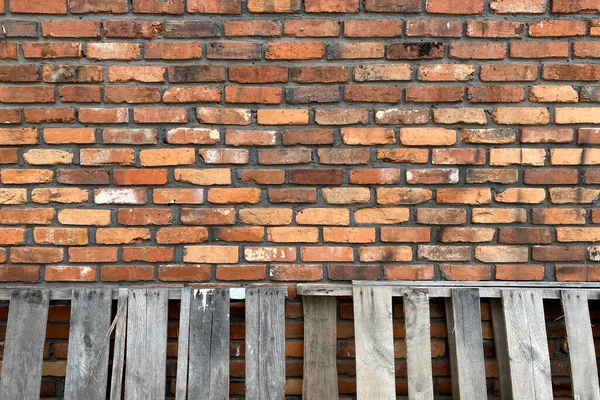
125, 288, 169, 400
109, 289, 128, 400
246, 287, 286, 400
404, 289, 434, 400
490, 298, 512, 400
188, 288, 230, 400
302, 296, 339, 400
502, 289, 553, 400
175, 287, 192, 400
64, 289, 112, 400
445, 289, 487, 400
0, 290, 49, 400
353, 286, 395, 400
561, 290, 600, 400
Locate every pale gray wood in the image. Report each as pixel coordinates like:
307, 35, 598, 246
246, 287, 286, 400
561, 290, 600, 400
298, 283, 600, 299
176, 287, 192, 400
109, 289, 128, 400
490, 298, 512, 400
302, 296, 339, 400
125, 288, 169, 400
64, 289, 112, 400
353, 286, 395, 400
188, 288, 230, 400
502, 289, 553, 400
404, 289, 434, 400
0, 290, 49, 400
445, 289, 487, 400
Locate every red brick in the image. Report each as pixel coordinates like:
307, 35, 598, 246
11, 0, 67, 14
426, 0, 483, 14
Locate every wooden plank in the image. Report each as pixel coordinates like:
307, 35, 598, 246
64, 289, 112, 399
125, 288, 169, 399
490, 298, 512, 400
0, 290, 49, 399
175, 287, 192, 400
246, 287, 286, 400
404, 289, 434, 400
502, 289, 553, 400
445, 289, 487, 400
352, 286, 395, 400
109, 289, 128, 400
302, 296, 339, 400
561, 290, 600, 400
188, 288, 230, 399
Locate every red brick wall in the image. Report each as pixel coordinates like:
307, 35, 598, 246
0, 0, 600, 284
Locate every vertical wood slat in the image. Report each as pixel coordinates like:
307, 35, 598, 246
175, 287, 192, 400
109, 289, 128, 400
445, 288, 487, 400
246, 287, 286, 400
404, 289, 434, 400
561, 290, 600, 400
0, 290, 49, 400
187, 288, 230, 400
125, 288, 169, 400
302, 296, 339, 400
64, 289, 112, 400
353, 286, 395, 400
502, 289, 553, 400
490, 298, 512, 400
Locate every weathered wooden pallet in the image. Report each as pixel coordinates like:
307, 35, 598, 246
0, 286, 287, 400
299, 282, 600, 400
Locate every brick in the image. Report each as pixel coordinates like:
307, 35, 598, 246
1, 21, 38, 38
69, 0, 127, 13
555, 107, 600, 124
230, 66, 288, 83
104, 20, 163, 38
69, 246, 117, 263
305, 0, 358, 12
533, 246, 585, 262
466, 169, 519, 184
345, 20, 402, 37
530, 20, 586, 37
0, 208, 55, 225
543, 64, 600, 81
216, 227, 264, 242
239, 169, 284, 185
11, 0, 66, 13
400, 128, 456, 146
426, 0, 482, 13
433, 108, 487, 124
101, 266, 153, 282
31, 188, 88, 204
467, 21, 524, 37
419, 64, 475, 81
436, 188, 491, 205
94, 188, 146, 205
552, 0, 600, 13
117, 208, 172, 225
269, 188, 317, 203
296, 208, 349, 225
45, 266, 96, 282
407, 168, 458, 184
495, 188, 546, 204
187, 0, 241, 13
167, 128, 219, 144
284, 20, 339, 37
43, 21, 99, 38
354, 208, 409, 224
449, 42, 506, 60
216, 265, 265, 280
510, 42, 569, 58
475, 246, 528, 263
227, 20, 280, 37
381, 227, 430, 242
328, 42, 384, 59
364, 0, 421, 12
406, 86, 464, 102
132, 0, 183, 13
418, 245, 470, 261
266, 42, 324, 60
11, 247, 63, 264
1, 169, 53, 184
491, 107, 550, 125
376, 149, 428, 163
109, 66, 165, 82
549, 188, 600, 204
377, 188, 432, 205
58, 209, 111, 226
158, 265, 211, 282
96, 228, 150, 245
34, 227, 88, 246
522, 128, 574, 143
287, 86, 340, 104
468, 86, 525, 103
302, 246, 353, 262
184, 245, 238, 263
226, 87, 281, 104
86, 43, 140, 60
344, 86, 401, 102
480, 64, 538, 82
491, 0, 545, 13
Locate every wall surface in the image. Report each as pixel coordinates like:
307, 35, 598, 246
0, 0, 599, 284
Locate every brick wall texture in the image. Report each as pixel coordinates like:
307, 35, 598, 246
0, 0, 600, 284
